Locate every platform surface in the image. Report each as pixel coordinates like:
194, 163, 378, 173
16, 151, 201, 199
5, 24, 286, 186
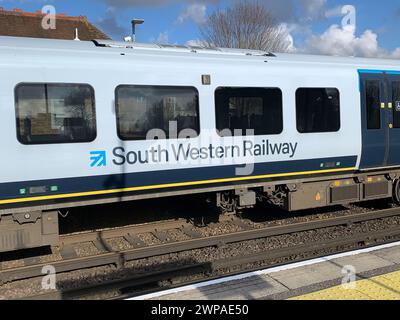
290, 270, 400, 300
131, 242, 400, 301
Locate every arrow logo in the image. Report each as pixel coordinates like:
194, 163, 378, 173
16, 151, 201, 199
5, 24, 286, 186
90, 151, 106, 167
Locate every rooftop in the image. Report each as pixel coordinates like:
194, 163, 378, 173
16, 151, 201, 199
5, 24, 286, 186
0, 7, 109, 41
0, 35, 399, 70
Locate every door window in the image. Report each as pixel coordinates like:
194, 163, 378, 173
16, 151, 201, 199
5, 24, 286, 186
392, 81, 400, 128
365, 80, 381, 130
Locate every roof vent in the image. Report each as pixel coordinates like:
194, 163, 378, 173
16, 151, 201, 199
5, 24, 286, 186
74, 28, 80, 41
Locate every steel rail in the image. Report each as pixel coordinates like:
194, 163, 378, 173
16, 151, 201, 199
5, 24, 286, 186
1, 207, 400, 284
23, 226, 400, 300
60, 206, 400, 245
59, 217, 231, 246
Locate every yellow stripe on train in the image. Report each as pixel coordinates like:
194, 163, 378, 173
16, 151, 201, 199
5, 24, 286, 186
0, 167, 356, 205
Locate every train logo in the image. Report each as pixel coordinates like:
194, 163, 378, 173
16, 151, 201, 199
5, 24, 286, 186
90, 151, 107, 167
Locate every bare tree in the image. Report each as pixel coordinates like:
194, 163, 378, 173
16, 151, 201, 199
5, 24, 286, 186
199, 1, 291, 53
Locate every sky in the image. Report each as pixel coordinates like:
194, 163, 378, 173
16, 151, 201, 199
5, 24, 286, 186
0, 0, 399, 58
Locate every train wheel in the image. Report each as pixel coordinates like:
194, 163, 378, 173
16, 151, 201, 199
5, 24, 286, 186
393, 179, 400, 205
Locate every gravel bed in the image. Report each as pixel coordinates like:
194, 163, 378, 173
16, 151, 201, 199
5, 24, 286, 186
197, 222, 244, 237
39, 251, 63, 264
0, 200, 399, 299
106, 237, 132, 251
165, 229, 191, 242
74, 242, 100, 257
1, 259, 25, 270
137, 233, 162, 246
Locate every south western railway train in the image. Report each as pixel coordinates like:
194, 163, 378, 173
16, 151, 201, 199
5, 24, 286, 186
0, 35, 400, 252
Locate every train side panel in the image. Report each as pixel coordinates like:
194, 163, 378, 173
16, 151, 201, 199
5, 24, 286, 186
0, 46, 361, 212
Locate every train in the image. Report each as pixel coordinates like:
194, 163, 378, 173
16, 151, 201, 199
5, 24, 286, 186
0, 35, 399, 252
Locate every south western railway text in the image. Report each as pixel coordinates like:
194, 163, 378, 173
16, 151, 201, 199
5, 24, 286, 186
112, 140, 298, 165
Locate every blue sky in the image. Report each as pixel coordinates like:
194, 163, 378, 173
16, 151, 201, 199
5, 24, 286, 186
0, 0, 399, 57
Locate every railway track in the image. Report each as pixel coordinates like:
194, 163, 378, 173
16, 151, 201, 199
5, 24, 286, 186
2, 206, 400, 299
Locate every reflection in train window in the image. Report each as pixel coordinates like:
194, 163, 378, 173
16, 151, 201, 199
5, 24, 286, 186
296, 88, 341, 133
116, 86, 200, 140
392, 81, 400, 128
215, 87, 283, 136
15, 83, 96, 145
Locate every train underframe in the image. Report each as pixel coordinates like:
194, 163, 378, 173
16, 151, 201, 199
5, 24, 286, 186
1, 168, 400, 253
217, 171, 400, 214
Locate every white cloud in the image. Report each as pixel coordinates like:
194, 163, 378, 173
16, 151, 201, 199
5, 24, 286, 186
278, 23, 296, 52
176, 3, 207, 24
97, 7, 129, 40
388, 48, 400, 59
299, 0, 327, 20
303, 24, 400, 59
156, 31, 169, 43
325, 6, 344, 18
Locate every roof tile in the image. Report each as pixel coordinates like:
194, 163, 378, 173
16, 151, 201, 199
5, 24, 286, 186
0, 8, 110, 41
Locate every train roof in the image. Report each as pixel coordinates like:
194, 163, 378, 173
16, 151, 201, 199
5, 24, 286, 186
0, 35, 399, 70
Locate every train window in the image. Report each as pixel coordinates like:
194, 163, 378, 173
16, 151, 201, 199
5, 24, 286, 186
15, 84, 96, 145
116, 86, 200, 140
215, 87, 283, 136
392, 81, 400, 128
296, 88, 340, 133
365, 80, 381, 130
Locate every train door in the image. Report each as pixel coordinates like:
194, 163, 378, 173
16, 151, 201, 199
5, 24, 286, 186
359, 71, 387, 169
387, 72, 400, 166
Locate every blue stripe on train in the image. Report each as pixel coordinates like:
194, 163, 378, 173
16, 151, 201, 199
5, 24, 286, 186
0, 156, 357, 202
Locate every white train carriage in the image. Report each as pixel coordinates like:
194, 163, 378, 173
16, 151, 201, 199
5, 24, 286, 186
0, 36, 399, 252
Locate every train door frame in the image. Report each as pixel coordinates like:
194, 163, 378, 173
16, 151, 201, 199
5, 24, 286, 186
386, 71, 400, 167
359, 70, 388, 169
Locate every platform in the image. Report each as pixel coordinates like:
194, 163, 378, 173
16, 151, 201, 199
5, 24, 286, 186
290, 270, 400, 300
131, 241, 400, 301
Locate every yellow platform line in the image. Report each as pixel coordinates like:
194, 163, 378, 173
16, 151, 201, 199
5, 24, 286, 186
0, 167, 355, 205
289, 270, 400, 300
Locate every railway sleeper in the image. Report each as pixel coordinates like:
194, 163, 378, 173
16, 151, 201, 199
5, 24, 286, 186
0, 211, 59, 253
